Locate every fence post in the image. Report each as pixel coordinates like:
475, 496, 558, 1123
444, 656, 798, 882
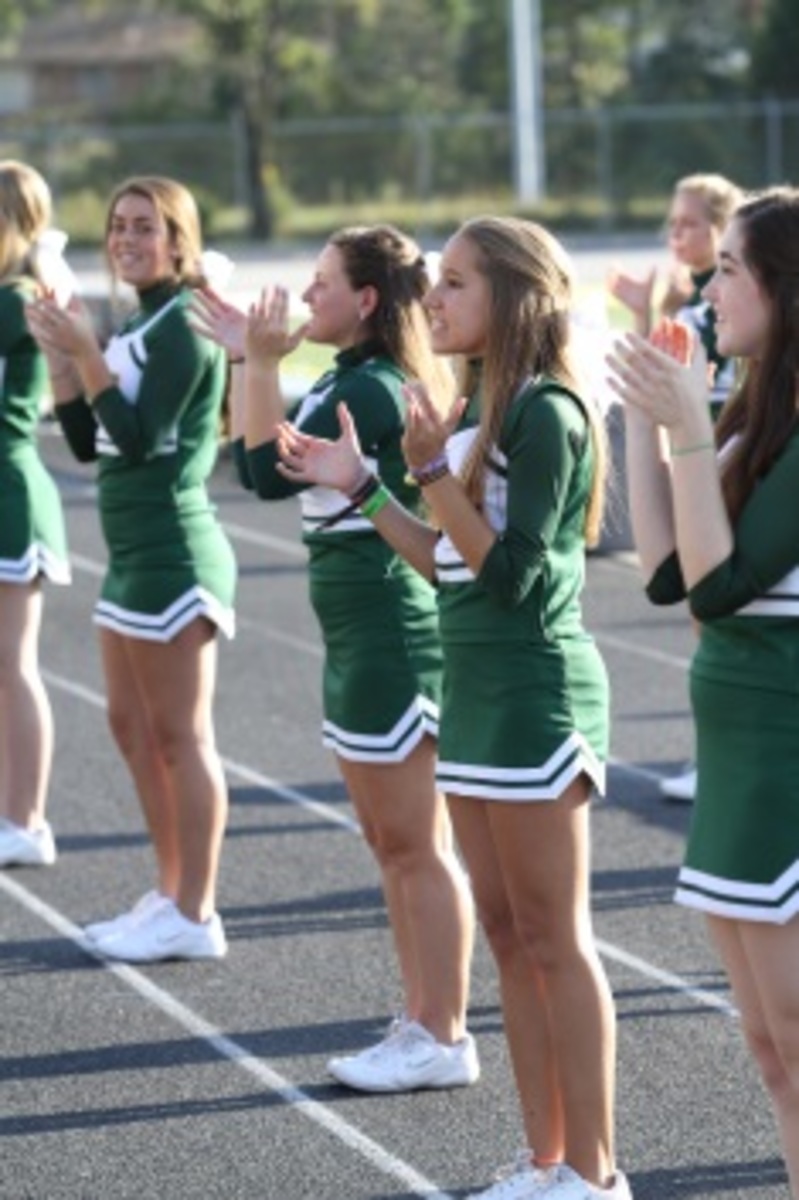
596, 108, 614, 228
764, 96, 782, 183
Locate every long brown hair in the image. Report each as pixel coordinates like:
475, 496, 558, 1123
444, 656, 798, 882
714, 187, 799, 524
330, 224, 453, 413
104, 175, 207, 288
452, 215, 607, 545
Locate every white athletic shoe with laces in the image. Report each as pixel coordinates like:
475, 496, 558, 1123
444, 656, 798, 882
534, 1164, 633, 1199
468, 1150, 558, 1198
93, 898, 227, 963
84, 889, 170, 942
327, 1018, 479, 1092
0, 818, 56, 867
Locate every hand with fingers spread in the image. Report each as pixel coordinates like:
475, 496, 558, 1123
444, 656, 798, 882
649, 316, 692, 365
245, 284, 310, 367
606, 326, 711, 440
276, 402, 368, 495
606, 265, 657, 331
658, 262, 695, 316
26, 293, 98, 363
401, 380, 466, 473
189, 286, 247, 360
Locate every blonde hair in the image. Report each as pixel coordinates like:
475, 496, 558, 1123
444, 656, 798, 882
104, 175, 206, 287
453, 215, 607, 546
0, 159, 52, 283
330, 224, 453, 413
674, 173, 743, 232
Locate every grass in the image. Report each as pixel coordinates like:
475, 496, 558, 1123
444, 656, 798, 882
59, 187, 667, 248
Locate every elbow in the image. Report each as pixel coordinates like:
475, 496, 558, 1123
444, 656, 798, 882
235, 463, 255, 491
483, 579, 529, 610
688, 596, 722, 623
253, 474, 284, 500
645, 582, 682, 607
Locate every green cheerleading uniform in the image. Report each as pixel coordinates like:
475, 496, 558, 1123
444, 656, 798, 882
0, 279, 70, 586
236, 340, 441, 763
56, 281, 235, 641
674, 267, 734, 417
434, 376, 608, 802
648, 430, 799, 923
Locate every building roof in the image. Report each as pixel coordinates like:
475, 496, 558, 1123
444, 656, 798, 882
14, 5, 198, 67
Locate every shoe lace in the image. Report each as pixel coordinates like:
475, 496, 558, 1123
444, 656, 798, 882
494, 1149, 535, 1180
494, 1150, 558, 1187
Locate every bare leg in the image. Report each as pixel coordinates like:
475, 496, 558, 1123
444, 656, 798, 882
708, 914, 799, 1195
448, 792, 564, 1165
338, 736, 474, 1042
123, 619, 227, 921
0, 581, 53, 829
452, 779, 617, 1185
101, 628, 179, 897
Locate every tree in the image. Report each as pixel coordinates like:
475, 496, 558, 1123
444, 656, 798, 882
0, 0, 52, 36
748, 0, 799, 98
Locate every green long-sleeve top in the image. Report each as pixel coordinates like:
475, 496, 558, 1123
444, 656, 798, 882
235, 340, 428, 585
647, 428, 799, 693
56, 282, 226, 544
0, 279, 50, 454
434, 376, 596, 645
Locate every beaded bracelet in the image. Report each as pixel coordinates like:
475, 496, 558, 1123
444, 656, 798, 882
670, 440, 715, 457
360, 483, 392, 520
408, 452, 448, 486
414, 461, 450, 487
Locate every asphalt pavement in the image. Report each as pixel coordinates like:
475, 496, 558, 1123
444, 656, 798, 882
0, 240, 790, 1199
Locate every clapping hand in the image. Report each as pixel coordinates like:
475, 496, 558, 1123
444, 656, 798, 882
190, 287, 247, 359
26, 292, 97, 361
606, 319, 709, 432
402, 380, 466, 471
606, 265, 657, 324
245, 285, 310, 365
276, 402, 368, 495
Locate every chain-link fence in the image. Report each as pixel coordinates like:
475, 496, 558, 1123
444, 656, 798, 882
3, 98, 796, 235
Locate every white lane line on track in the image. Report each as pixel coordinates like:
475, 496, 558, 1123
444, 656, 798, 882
222, 518, 306, 560
69, 547, 693, 679
41, 669, 357, 834
41, 665, 733, 1025
595, 629, 691, 672
596, 940, 737, 1017
0, 872, 453, 1200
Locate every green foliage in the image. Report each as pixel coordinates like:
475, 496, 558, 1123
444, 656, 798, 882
7, 0, 789, 244
749, 0, 799, 98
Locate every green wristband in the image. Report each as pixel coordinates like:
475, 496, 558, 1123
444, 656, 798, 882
360, 482, 392, 520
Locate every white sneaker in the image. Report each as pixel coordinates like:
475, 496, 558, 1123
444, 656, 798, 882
535, 1164, 633, 1199
93, 898, 227, 963
84, 890, 170, 942
327, 1019, 480, 1092
327, 1014, 406, 1079
659, 765, 696, 803
0, 818, 56, 867
469, 1150, 558, 1198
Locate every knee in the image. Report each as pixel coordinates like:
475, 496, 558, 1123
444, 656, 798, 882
744, 1022, 796, 1100
147, 721, 196, 769
106, 702, 139, 759
367, 825, 417, 873
474, 897, 526, 969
